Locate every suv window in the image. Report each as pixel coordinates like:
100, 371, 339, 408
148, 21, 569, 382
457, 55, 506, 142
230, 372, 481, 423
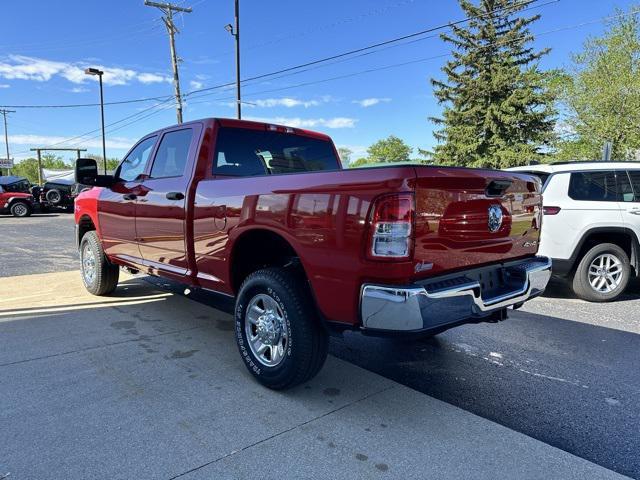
119, 136, 157, 182
568, 171, 624, 202
3, 180, 30, 193
150, 128, 193, 179
626, 170, 640, 201
214, 127, 340, 177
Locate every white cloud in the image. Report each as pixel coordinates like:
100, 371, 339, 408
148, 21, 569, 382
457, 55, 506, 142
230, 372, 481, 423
137, 72, 171, 84
353, 97, 391, 108
254, 98, 321, 108
190, 80, 204, 90
228, 97, 332, 109
0, 84, 9, 88
0, 55, 171, 86
245, 116, 357, 129
70, 86, 89, 93
10, 134, 135, 150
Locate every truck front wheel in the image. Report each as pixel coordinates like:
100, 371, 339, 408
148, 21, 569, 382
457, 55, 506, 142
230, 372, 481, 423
235, 267, 328, 390
79, 230, 119, 296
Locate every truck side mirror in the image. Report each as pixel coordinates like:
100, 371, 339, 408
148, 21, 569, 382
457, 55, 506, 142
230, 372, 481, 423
75, 158, 114, 187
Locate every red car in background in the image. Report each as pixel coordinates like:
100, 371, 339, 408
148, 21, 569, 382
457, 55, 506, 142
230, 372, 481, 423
0, 176, 34, 217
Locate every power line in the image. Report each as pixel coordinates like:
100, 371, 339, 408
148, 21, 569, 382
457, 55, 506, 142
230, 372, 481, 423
145, 0, 193, 124
0, 0, 551, 110
8, 0, 583, 155
185, 9, 636, 106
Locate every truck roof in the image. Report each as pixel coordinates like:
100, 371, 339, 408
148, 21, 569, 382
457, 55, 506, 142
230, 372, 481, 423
507, 161, 640, 174
148, 117, 333, 142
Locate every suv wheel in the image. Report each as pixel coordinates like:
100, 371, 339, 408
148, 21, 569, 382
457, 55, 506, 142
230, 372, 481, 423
80, 231, 119, 296
10, 201, 32, 217
572, 243, 630, 302
235, 267, 328, 390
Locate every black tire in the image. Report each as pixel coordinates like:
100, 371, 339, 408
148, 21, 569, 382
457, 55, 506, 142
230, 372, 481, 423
79, 230, 119, 296
10, 201, 32, 217
572, 243, 630, 302
235, 267, 329, 390
46, 188, 62, 205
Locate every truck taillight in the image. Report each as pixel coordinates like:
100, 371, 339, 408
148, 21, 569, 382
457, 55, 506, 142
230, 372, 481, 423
369, 193, 414, 259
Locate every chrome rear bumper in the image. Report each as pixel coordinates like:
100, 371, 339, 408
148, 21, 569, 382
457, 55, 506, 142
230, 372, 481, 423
360, 256, 551, 333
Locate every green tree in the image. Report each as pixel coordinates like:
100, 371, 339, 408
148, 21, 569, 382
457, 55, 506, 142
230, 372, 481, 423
349, 157, 370, 168
86, 154, 122, 173
12, 154, 70, 184
337, 147, 353, 166
430, 0, 555, 168
554, 8, 640, 160
366, 135, 412, 163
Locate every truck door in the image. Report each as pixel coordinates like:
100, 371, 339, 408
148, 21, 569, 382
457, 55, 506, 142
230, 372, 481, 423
98, 135, 157, 264
135, 125, 200, 280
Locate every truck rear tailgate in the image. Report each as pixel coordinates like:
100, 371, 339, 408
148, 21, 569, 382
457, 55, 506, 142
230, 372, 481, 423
412, 166, 542, 277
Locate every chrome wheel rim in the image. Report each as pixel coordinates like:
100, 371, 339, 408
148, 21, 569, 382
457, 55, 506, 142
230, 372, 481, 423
49, 192, 61, 203
13, 204, 27, 216
245, 293, 288, 367
81, 243, 97, 286
588, 253, 623, 293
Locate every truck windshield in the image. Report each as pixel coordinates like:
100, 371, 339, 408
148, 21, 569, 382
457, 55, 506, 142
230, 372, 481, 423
214, 127, 340, 177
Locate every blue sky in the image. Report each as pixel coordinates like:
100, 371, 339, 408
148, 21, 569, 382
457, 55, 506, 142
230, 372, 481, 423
0, 0, 637, 164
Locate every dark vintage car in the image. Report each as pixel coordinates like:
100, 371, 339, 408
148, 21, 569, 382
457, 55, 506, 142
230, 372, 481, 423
38, 179, 91, 212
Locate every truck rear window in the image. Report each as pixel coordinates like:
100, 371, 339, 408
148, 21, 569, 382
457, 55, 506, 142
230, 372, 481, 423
214, 127, 340, 177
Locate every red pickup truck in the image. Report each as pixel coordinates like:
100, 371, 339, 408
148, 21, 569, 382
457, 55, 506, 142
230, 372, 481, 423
74, 118, 551, 389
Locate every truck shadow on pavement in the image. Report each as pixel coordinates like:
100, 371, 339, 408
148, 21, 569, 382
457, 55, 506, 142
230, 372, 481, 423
330, 308, 640, 479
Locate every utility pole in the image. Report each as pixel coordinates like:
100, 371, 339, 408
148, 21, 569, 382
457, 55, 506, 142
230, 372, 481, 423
0, 109, 15, 176
225, 0, 241, 119
144, 1, 192, 124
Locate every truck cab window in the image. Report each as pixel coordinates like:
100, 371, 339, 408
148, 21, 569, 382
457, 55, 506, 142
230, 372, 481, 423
150, 128, 193, 179
214, 127, 340, 177
118, 136, 157, 182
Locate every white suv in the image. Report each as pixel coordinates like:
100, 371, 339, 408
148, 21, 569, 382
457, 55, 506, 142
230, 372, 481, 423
508, 162, 640, 302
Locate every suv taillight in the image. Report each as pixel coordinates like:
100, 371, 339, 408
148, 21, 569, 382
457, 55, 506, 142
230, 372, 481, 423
543, 206, 561, 215
369, 193, 414, 259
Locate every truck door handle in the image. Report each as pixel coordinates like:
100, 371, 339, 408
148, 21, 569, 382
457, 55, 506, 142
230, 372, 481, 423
166, 192, 185, 200
122, 193, 137, 201
629, 210, 640, 215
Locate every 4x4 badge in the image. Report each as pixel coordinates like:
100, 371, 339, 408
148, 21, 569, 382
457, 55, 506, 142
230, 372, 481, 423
488, 205, 503, 233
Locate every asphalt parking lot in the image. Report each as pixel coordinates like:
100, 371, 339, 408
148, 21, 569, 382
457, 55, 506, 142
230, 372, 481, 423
2, 214, 639, 479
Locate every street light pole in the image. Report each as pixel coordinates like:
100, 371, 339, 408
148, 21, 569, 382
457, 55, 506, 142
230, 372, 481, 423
85, 68, 107, 174
225, 0, 241, 120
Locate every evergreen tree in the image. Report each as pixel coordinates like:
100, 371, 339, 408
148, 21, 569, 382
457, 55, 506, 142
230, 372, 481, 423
430, 0, 555, 168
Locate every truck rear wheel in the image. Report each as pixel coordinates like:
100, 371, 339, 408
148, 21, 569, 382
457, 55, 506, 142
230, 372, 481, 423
235, 267, 328, 390
80, 230, 119, 296
572, 243, 630, 302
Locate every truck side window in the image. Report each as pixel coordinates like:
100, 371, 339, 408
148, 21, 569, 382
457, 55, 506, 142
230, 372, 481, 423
150, 128, 194, 179
119, 136, 157, 182
568, 171, 621, 202
214, 127, 340, 177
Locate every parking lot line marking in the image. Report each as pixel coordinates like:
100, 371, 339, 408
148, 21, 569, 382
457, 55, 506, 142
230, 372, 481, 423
0, 296, 171, 319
